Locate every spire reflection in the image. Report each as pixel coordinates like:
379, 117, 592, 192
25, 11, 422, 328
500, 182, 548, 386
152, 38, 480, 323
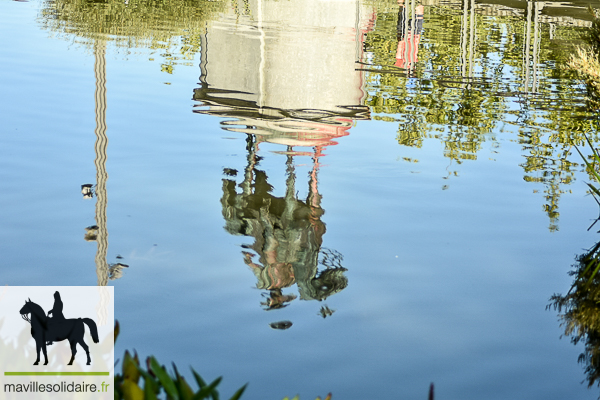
191, 0, 375, 324
221, 137, 348, 317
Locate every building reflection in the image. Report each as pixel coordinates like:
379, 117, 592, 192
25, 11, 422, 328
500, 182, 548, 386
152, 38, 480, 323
192, 0, 373, 133
193, 0, 374, 322
221, 137, 348, 313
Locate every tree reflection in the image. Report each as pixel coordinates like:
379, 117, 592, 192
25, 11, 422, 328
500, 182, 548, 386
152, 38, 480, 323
221, 136, 348, 316
549, 239, 600, 389
395, 0, 424, 73
549, 132, 600, 390
361, 0, 596, 229
38, 0, 224, 73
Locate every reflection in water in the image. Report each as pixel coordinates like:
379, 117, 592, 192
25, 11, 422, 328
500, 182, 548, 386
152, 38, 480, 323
318, 305, 335, 318
19, 0, 600, 394
396, 0, 424, 73
460, 0, 475, 78
93, 40, 110, 287
192, 0, 373, 137
221, 137, 348, 317
84, 40, 128, 286
192, 0, 378, 321
550, 239, 600, 389
523, 1, 542, 93
81, 183, 93, 199
36, 0, 169, 286
269, 320, 293, 330
362, 0, 597, 230
38, 0, 224, 73
39, 0, 598, 233
194, 84, 368, 147
550, 134, 600, 390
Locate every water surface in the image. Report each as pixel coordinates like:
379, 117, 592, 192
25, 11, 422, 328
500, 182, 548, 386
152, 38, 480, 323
1, 0, 600, 398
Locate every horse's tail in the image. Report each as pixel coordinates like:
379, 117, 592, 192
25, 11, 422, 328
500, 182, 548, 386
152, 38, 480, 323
82, 318, 100, 343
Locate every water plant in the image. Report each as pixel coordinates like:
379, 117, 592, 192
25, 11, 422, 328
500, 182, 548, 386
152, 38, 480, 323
547, 25, 600, 385
113, 322, 333, 400
548, 229, 600, 391
113, 321, 247, 400
547, 137, 600, 391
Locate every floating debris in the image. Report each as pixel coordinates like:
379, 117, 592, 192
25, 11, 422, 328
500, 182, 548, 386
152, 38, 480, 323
109, 263, 129, 280
84, 225, 99, 241
269, 320, 292, 330
261, 290, 296, 311
318, 305, 335, 318
81, 183, 94, 199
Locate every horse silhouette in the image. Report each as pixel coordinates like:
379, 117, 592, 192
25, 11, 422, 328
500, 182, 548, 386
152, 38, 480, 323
19, 298, 99, 365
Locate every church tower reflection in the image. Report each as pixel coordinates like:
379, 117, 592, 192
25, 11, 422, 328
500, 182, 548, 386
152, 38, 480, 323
193, 0, 375, 322
221, 136, 348, 315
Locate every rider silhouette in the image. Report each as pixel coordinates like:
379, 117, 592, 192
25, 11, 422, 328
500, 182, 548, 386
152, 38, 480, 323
46, 291, 65, 345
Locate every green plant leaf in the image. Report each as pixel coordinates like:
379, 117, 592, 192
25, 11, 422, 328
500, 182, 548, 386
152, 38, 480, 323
172, 363, 195, 400
228, 383, 247, 400
149, 357, 179, 400
121, 379, 144, 400
144, 377, 159, 400
137, 368, 159, 391
192, 368, 207, 390
114, 320, 120, 344
192, 376, 222, 400
191, 369, 221, 400
123, 351, 141, 384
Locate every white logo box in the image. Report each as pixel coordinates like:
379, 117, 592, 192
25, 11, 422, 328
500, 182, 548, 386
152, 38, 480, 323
0, 286, 114, 400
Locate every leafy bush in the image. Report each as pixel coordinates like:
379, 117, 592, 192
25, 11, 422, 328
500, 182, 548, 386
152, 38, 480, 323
113, 322, 332, 400
113, 321, 246, 400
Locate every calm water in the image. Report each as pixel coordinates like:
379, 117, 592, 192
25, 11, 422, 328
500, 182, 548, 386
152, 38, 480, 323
2, 0, 600, 398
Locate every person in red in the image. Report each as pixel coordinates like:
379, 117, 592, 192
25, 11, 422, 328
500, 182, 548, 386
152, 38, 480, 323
395, 0, 425, 72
